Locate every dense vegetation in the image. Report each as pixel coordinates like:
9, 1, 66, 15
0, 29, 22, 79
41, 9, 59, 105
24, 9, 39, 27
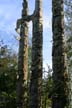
0, 41, 17, 107
0, 41, 52, 108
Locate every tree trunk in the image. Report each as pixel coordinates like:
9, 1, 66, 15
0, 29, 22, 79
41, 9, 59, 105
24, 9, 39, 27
52, 0, 68, 108
30, 0, 43, 108
16, 0, 29, 108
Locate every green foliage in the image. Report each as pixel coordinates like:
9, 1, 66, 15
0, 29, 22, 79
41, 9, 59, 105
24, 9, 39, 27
0, 40, 17, 107
0, 38, 33, 108
65, 0, 72, 68
65, 0, 72, 107
42, 66, 53, 108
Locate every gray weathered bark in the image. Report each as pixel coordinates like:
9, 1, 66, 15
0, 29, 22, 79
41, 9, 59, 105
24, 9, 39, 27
52, 0, 68, 108
30, 0, 43, 108
16, 0, 29, 108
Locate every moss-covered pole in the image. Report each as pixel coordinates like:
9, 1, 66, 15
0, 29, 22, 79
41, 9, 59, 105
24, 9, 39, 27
52, 0, 68, 108
30, 0, 43, 108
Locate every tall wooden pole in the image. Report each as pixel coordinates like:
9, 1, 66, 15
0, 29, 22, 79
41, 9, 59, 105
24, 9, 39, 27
16, 0, 28, 108
52, 0, 68, 108
30, 0, 43, 108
